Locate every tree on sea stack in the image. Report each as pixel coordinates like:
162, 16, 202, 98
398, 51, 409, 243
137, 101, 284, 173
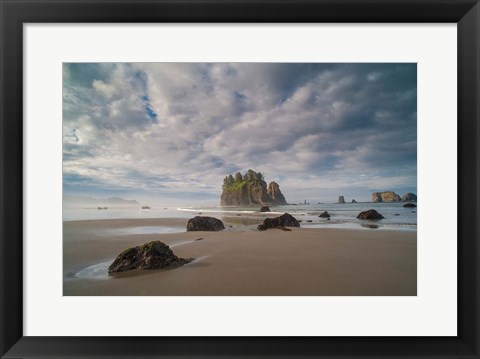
220, 169, 288, 206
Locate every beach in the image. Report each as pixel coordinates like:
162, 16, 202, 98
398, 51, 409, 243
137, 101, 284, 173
63, 217, 417, 296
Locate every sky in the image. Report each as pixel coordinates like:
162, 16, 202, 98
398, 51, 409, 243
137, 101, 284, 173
63, 63, 417, 205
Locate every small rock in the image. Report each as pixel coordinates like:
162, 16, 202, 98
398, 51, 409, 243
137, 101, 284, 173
186, 216, 225, 231
357, 209, 384, 220
403, 203, 417, 208
318, 211, 330, 218
361, 223, 379, 229
306, 220, 313, 223
395, 213, 400, 216
259, 206, 271, 212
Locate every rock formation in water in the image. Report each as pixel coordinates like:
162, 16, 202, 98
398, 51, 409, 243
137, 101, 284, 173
186, 216, 225, 231
351, 199, 357, 203
257, 213, 300, 231
403, 203, 417, 208
259, 206, 271, 212
319, 211, 330, 218
108, 241, 193, 273
402, 193, 417, 202
267, 181, 287, 204
372, 191, 401, 202
220, 170, 288, 206
357, 209, 385, 220
338, 196, 345, 204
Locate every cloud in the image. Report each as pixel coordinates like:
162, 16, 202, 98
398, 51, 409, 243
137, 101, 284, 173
63, 63, 417, 203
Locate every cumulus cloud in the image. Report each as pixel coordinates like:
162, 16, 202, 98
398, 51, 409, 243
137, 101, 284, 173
63, 63, 417, 203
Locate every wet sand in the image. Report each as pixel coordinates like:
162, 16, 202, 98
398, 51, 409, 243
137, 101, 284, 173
63, 218, 417, 296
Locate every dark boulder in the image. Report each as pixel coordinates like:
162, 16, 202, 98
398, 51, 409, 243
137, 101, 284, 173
108, 241, 193, 274
259, 206, 271, 212
351, 199, 357, 203
361, 223, 379, 229
402, 193, 417, 202
357, 209, 384, 220
319, 211, 330, 218
403, 203, 417, 208
257, 213, 300, 231
186, 216, 225, 231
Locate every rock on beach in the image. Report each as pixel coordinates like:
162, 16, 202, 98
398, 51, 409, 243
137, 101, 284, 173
187, 216, 225, 231
257, 213, 300, 231
108, 241, 193, 273
357, 209, 385, 220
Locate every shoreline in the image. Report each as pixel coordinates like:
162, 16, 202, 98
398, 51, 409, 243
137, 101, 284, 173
64, 217, 417, 296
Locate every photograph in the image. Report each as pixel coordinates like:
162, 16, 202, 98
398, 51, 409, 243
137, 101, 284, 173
63, 62, 417, 296
2, 0, 478, 356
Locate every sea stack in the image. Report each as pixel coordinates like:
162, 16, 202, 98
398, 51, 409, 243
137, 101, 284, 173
372, 191, 401, 202
338, 196, 345, 204
267, 181, 287, 204
220, 170, 287, 206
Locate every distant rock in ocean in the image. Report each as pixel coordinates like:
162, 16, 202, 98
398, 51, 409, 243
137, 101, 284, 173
402, 193, 417, 202
187, 216, 225, 231
338, 196, 345, 204
257, 213, 300, 231
403, 203, 417, 208
372, 191, 401, 202
351, 199, 357, 203
108, 241, 193, 273
357, 209, 385, 220
259, 206, 271, 212
220, 169, 288, 206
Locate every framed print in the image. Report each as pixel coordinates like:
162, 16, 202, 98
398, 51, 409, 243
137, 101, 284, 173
1, 0, 479, 358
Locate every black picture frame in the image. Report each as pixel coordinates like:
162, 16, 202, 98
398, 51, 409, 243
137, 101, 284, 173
1, 1, 479, 358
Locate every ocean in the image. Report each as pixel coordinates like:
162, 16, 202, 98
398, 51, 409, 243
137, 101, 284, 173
63, 202, 417, 231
